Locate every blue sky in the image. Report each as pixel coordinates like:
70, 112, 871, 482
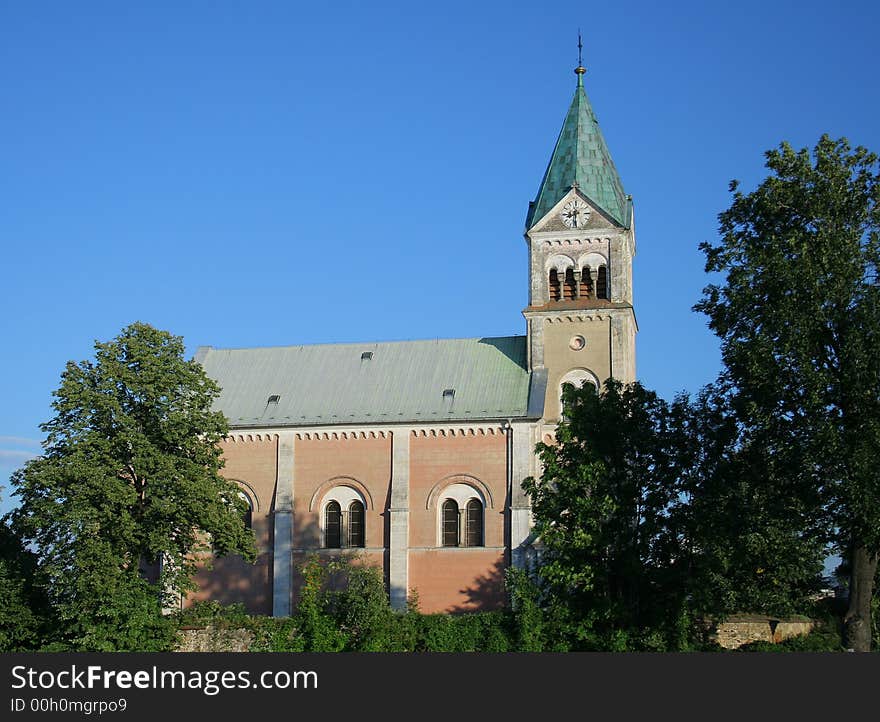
2, 0, 878, 515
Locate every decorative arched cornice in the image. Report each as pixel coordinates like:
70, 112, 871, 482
224, 433, 279, 443
295, 430, 389, 441
227, 478, 261, 512
410, 426, 501, 438
308, 476, 375, 512
542, 236, 612, 248
425, 474, 494, 510
546, 313, 610, 324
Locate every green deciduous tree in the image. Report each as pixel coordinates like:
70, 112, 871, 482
0, 512, 48, 651
505, 567, 545, 651
8, 322, 256, 650
523, 380, 690, 649
695, 135, 880, 650
324, 557, 396, 652
676, 387, 825, 618
522, 380, 825, 650
290, 556, 347, 652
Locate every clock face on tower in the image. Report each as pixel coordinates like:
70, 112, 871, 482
560, 198, 591, 228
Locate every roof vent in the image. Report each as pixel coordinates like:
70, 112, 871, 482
442, 388, 455, 399
267, 394, 281, 404
361, 351, 373, 361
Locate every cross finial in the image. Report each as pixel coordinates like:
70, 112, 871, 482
574, 29, 586, 84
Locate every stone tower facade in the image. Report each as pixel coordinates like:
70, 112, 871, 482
522, 64, 636, 433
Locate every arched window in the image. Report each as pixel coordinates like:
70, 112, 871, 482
238, 491, 254, 531
558, 368, 600, 419
318, 483, 369, 550
348, 500, 365, 548
465, 499, 483, 547
442, 499, 459, 547
597, 265, 608, 299
563, 267, 576, 300
435, 481, 489, 548
324, 501, 342, 549
581, 266, 593, 298
548, 269, 561, 301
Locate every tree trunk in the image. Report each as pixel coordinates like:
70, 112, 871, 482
843, 544, 878, 652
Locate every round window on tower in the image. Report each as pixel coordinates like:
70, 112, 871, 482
569, 335, 586, 351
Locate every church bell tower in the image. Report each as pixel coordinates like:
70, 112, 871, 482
523, 57, 637, 423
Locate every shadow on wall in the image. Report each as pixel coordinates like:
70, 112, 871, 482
191, 552, 272, 615
448, 556, 508, 613
190, 510, 324, 616
194, 513, 514, 617
293, 508, 322, 549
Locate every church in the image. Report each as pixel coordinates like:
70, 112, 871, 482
187, 60, 637, 615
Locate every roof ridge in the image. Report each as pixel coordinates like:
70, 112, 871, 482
201, 334, 527, 353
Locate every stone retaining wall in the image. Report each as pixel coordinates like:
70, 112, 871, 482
176, 626, 254, 652
710, 617, 815, 649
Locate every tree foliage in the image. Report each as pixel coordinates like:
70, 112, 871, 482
323, 559, 397, 651
522, 379, 825, 650
695, 135, 880, 650
523, 380, 693, 649
206, 555, 514, 652
7, 322, 256, 650
0, 513, 48, 651
676, 387, 825, 617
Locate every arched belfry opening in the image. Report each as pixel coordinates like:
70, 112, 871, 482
548, 269, 561, 301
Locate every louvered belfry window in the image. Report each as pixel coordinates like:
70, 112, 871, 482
597, 265, 608, 299
442, 499, 459, 547
563, 267, 576, 300
581, 267, 593, 298
548, 269, 561, 301
325, 501, 342, 548
348, 500, 365, 548
465, 499, 483, 547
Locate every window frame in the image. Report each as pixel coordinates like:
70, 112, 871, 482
436, 483, 487, 548
320, 485, 368, 549
465, 498, 484, 547
441, 499, 459, 547
348, 499, 365, 548
324, 500, 342, 549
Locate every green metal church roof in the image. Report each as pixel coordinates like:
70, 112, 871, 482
526, 73, 629, 230
195, 336, 534, 428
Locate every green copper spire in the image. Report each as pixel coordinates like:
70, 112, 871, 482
526, 64, 630, 230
